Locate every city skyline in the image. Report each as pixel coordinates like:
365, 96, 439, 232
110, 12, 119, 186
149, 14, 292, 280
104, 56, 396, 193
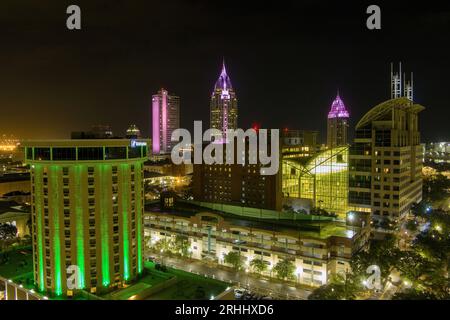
1, 0, 450, 304
0, 1, 449, 142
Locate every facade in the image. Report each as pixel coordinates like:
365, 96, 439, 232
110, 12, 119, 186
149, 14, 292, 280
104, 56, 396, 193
23, 139, 148, 296
327, 94, 349, 148
281, 129, 319, 159
152, 88, 180, 154
193, 136, 282, 211
144, 202, 370, 287
282, 147, 349, 217
210, 61, 238, 139
348, 97, 424, 225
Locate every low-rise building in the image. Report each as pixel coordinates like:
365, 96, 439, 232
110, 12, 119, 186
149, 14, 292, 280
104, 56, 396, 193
144, 201, 369, 287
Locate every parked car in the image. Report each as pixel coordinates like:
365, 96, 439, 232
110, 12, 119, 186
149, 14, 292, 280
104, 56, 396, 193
234, 288, 247, 299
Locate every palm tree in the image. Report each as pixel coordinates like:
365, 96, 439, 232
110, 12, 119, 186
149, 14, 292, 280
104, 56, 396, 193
250, 258, 268, 275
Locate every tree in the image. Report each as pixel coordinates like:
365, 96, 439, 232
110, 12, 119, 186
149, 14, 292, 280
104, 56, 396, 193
273, 259, 295, 280
174, 235, 190, 257
0, 223, 17, 240
250, 258, 268, 274
224, 251, 243, 271
153, 238, 173, 253
394, 251, 435, 283
405, 220, 418, 232
392, 288, 440, 300
351, 235, 400, 286
308, 273, 362, 300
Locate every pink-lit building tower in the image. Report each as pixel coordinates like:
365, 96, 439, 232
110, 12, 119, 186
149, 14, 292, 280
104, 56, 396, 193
327, 93, 349, 148
152, 88, 180, 154
210, 60, 238, 139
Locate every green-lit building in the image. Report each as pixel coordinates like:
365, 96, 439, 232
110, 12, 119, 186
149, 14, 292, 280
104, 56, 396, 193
282, 147, 349, 217
23, 139, 148, 296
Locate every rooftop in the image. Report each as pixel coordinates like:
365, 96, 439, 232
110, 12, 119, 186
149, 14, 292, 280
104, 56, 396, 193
145, 201, 355, 240
328, 93, 349, 119
213, 60, 233, 92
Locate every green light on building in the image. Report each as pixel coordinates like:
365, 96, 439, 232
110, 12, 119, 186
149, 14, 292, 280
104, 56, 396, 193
100, 164, 110, 287
24, 140, 148, 295
74, 165, 85, 289
50, 166, 62, 296
34, 165, 45, 292
121, 163, 130, 281
136, 163, 143, 274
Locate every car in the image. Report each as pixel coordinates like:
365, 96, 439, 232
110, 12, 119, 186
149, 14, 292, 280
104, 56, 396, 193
243, 292, 256, 300
234, 288, 247, 299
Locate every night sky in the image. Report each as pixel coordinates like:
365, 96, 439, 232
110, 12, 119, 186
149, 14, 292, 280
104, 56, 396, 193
1, 0, 449, 142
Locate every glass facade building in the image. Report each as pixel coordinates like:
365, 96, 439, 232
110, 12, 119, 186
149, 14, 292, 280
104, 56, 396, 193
283, 147, 349, 217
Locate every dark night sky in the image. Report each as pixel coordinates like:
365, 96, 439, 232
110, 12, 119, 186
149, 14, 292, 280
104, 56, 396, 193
0, 0, 449, 142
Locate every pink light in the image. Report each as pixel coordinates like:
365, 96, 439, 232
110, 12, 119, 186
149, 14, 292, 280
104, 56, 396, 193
162, 89, 167, 152
152, 96, 160, 154
328, 94, 349, 119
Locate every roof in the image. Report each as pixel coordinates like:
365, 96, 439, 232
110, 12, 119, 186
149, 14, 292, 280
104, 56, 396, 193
21, 139, 149, 148
328, 94, 349, 119
213, 60, 233, 91
0, 173, 30, 183
356, 97, 425, 129
283, 146, 348, 175
144, 201, 354, 240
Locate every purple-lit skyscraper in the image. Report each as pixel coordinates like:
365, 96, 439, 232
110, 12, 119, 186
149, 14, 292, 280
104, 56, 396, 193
210, 60, 238, 139
327, 93, 349, 148
152, 88, 180, 154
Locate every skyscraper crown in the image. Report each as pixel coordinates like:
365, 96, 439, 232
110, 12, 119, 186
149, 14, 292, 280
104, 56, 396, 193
214, 60, 233, 91
328, 93, 349, 119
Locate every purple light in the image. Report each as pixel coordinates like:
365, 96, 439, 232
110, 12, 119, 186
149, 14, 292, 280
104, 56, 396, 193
328, 94, 349, 119
214, 61, 233, 92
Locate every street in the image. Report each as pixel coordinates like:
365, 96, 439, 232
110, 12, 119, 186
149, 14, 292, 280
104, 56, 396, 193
146, 252, 312, 300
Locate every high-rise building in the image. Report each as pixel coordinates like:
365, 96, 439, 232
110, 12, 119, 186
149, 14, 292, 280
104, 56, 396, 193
152, 88, 180, 154
193, 135, 282, 211
23, 139, 148, 296
348, 97, 424, 226
210, 61, 238, 139
126, 124, 141, 139
327, 93, 349, 148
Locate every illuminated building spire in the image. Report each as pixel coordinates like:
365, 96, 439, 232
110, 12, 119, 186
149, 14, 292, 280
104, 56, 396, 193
210, 58, 238, 139
327, 92, 349, 148
328, 92, 349, 119
214, 58, 233, 91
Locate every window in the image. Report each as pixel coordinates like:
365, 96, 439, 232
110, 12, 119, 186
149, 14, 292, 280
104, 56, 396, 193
35, 148, 51, 160
78, 147, 103, 160
128, 146, 142, 158
105, 147, 127, 160
53, 148, 76, 160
